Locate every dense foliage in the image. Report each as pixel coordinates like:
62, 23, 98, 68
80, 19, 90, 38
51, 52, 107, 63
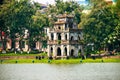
0, 0, 120, 54
80, 0, 120, 53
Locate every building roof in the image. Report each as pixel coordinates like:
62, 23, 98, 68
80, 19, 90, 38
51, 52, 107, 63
54, 21, 67, 25
56, 14, 74, 18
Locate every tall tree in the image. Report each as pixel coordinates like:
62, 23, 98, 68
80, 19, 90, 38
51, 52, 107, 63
48, 0, 83, 25
0, 0, 12, 52
28, 10, 49, 50
80, 0, 119, 53
0, 0, 35, 52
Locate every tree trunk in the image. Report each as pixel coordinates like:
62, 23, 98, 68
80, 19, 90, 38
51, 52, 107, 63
11, 38, 15, 52
19, 39, 23, 53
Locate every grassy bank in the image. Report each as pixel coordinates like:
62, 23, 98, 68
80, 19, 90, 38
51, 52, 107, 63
0, 53, 120, 64
0, 58, 120, 64
0, 53, 46, 56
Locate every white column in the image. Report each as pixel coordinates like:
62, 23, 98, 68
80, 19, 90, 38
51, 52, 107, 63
54, 33, 57, 40
67, 45, 70, 56
67, 33, 69, 40
47, 45, 50, 57
53, 45, 57, 57
61, 33, 65, 40
61, 45, 64, 56
49, 33, 51, 40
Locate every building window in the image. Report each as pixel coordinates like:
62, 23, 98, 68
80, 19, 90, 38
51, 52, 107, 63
65, 34, 67, 40
50, 47, 53, 53
70, 36, 74, 40
51, 33, 54, 40
57, 47, 61, 56
58, 26, 61, 30
65, 24, 67, 30
58, 33, 61, 40
64, 47, 67, 56
71, 49, 74, 56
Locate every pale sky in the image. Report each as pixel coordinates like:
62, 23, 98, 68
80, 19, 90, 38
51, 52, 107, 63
33, 0, 86, 5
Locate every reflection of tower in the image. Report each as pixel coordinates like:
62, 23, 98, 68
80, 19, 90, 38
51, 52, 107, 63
47, 13, 83, 59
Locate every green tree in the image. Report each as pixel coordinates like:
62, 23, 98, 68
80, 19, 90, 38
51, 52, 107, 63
28, 11, 49, 50
103, 0, 120, 51
0, 0, 12, 52
0, 0, 35, 52
48, 0, 83, 24
80, 0, 119, 53
9, 0, 35, 52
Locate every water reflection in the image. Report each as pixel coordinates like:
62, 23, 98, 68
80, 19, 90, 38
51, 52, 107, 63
0, 63, 120, 80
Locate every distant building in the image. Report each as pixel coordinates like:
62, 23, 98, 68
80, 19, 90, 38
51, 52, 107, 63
47, 13, 84, 58
0, 29, 42, 52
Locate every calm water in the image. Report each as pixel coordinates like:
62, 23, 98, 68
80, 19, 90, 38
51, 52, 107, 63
0, 63, 120, 80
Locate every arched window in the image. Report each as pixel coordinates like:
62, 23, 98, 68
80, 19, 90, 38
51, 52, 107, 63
64, 47, 67, 56
58, 26, 61, 30
65, 34, 67, 40
71, 49, 74, 56
70, 36, 74, 40
58, 33, 61, 40
51, 33, 54, 40
65, 24, 67, 30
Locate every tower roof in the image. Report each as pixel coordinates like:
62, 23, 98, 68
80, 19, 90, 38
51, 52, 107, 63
54, 21, 67, 25
56, 13, 74, 18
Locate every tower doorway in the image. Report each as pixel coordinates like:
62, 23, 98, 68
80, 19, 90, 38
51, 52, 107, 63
57, 47, 61, 56
64, 47, 67, 56
71, 49, 74, 56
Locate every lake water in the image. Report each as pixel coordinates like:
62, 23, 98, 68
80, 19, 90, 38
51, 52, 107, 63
0, 63, 120, 80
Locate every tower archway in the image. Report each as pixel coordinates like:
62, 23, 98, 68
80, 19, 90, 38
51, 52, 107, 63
71, 49, 74, 56
50, 47, 53, 53
64, 47, 67, 56
50, 47, 53, 56
57, 47, 61, 56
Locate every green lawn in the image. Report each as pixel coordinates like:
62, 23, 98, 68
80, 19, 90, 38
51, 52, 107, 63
0, 53, 46, 56
0, 58, 120, 64
0, 53, 120, 64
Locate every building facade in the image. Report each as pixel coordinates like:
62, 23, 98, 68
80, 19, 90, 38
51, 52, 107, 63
0, 30, 42, 52
47, 14, 84, 58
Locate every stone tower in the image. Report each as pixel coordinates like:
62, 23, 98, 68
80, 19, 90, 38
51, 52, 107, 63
47, 13, 83, 58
